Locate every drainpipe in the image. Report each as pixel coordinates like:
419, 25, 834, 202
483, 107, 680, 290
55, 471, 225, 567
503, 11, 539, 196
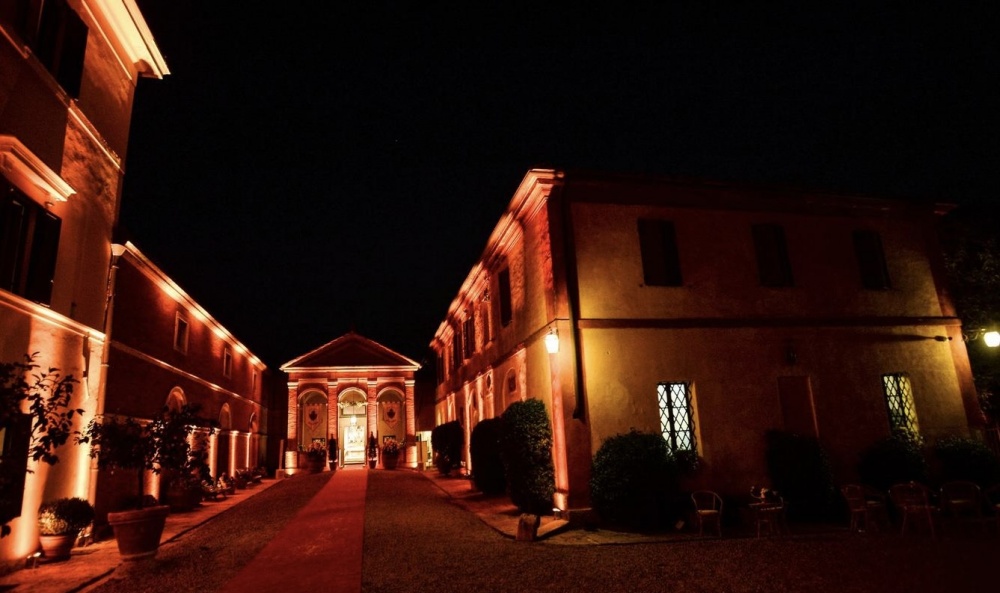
87, 243, 127, 504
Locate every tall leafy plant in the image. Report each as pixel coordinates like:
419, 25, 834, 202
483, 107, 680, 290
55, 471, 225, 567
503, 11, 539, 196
1, 353, 82, 537
431, 420, 464, 476
470, 418, 506, 494
80, 405, 207, 509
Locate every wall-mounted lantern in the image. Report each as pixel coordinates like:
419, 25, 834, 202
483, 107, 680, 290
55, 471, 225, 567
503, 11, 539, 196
544, 328, 560, 354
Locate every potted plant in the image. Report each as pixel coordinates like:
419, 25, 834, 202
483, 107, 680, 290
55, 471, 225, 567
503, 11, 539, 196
367, 433, 378, 469
79, 405, 205, 560
382, 437, 401, 470
303, 442, 326, 473
37, 497, 94, 561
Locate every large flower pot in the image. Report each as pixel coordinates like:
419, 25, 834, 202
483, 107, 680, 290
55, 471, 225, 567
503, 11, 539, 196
305, 458, 325, 473
39, 533, 75, 561
107, 505, 170, 561
383, 453, 399, 470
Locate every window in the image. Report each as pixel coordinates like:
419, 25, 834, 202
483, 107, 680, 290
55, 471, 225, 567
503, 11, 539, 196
498, 268, 512, 327
881, 373, 918, 434
657, 382, 696, 452
251, 370, 257, 394
451, 328, 461, 370
436, 353, 444, 384
752, 223, 793, 287
0, 180, 61, 304
2, 0, 88, 98
223, 345, 233, 378
638, 219, 682, 286
853, 230, 891, 290
480, 300, 492, 344
174, 314, 189, 353
462, 315, 475, 359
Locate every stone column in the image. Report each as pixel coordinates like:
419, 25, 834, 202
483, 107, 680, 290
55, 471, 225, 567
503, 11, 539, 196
405, 379, 416, 467
367, 380, 378, 458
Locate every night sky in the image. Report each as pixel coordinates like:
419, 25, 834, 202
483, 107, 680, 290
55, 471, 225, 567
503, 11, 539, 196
119, 3, 999, 369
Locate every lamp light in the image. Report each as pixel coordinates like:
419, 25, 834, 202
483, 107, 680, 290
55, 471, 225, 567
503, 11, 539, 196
964, 327, 1000, 348
544, 328, 559, 354
985, 331, 1000, 348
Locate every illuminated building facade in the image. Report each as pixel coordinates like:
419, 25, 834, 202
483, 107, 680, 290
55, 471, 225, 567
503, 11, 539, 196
0, 0, 167, 563
96, 241, 268, 518
431, 168, 982, 517
281, 332, 419, 471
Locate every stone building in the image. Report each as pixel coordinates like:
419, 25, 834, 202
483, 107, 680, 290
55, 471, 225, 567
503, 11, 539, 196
281, 332, 420, 471
95, 241, 268, 517
0, 0, 166, 563
430, 168, 981, 518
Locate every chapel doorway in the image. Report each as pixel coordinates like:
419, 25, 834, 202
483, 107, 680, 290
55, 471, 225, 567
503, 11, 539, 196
338, 390, 367, 465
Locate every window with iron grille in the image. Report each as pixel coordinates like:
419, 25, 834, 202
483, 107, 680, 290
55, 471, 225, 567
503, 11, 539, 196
463, 315, 475, 359
881, 373, 918, 434
657, 382, 696, 452
1, 0, 88, 98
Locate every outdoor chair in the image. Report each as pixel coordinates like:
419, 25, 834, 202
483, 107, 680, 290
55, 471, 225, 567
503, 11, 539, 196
889, 481, 937, 537
691, 490, 724, 537
841, 484, 886, 532
749, 489, 787, 538
939, 481, 985, 533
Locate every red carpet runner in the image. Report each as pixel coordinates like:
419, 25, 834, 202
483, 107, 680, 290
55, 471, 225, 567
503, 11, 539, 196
220, 468, 367, 593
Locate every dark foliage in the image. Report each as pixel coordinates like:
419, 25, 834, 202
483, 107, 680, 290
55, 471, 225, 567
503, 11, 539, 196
590, 430, 679, 530
1, 353, 82, 537
38, 497, 94, 535
500, 399, 555, 515
765, 430, 838, 521
80, 405, 211, 509
931, 436, 1000, 487
431, 420, 464, 476
857, 431, 928, 491
470, 418, 506, 495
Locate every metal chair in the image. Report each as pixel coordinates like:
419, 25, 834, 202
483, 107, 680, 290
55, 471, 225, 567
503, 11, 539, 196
889, 481, 937, 537
939, 481, 985, 532
749, 495, 787, 537
841, 484, 886, 532
691, 490, 723, 537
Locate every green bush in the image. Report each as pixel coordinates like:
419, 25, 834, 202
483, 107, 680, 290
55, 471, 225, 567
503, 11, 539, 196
931, 436, 1000, 487
37, 497, 94, 536
470, 418, 506, 495
765, 430, 838, 521
590, 430, 679, 530
500, 399, 555, 515
431, 420, 464, 476
857, 431, 928, 491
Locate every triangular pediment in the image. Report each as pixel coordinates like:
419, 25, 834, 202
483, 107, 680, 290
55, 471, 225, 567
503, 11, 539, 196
280, 332, 420, 371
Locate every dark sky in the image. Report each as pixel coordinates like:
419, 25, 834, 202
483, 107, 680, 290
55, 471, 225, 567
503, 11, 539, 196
120, 3, 999, 369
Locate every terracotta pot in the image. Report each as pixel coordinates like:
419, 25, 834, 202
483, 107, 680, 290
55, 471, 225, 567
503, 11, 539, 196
39, 533, 75, 561
107, 505, 170, 561
383, 453, 399, 470
368, 459, 376, 469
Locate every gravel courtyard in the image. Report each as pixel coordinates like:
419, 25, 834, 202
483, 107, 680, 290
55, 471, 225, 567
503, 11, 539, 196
88, 469, 996, 592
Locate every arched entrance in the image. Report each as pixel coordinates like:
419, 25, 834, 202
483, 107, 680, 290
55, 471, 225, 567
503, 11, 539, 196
338, 389, 367, 465
376, 389, 406, 455
299, 390, 328, 450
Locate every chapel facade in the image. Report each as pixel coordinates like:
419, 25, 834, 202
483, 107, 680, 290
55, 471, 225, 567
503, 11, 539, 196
281, 332, 420, 471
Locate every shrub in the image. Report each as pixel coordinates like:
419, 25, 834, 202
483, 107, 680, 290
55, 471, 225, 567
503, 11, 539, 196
500, 399, 555, 515
38, 497, 94, 536
590, 430, 679, 530
470, 418, 506, 495
764, 430, 838, 521
431, 420, 464, 476
857, 431, 928, 491
931, 436, 1000, 487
